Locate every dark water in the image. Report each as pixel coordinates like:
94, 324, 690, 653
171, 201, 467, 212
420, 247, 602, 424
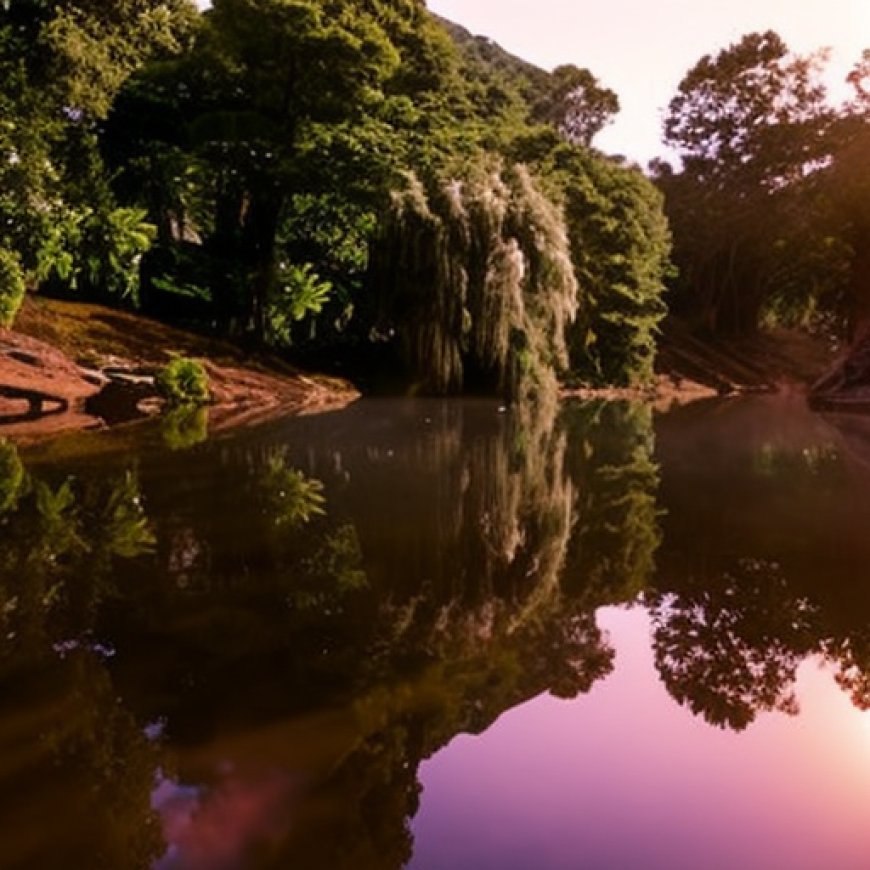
2, 395, 870, 869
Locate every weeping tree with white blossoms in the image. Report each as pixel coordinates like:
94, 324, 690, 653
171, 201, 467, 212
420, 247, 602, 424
370, 162, 579, 404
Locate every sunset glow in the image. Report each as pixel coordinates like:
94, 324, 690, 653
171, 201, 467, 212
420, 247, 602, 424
412, 608, 870, 870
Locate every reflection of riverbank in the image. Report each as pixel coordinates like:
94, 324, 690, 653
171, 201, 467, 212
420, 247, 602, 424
561, 373, 717, 410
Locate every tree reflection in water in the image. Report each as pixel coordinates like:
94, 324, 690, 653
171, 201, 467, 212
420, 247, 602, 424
650, 414, 870, 731
0, 401, 662, 868
648, 559, 817, 730
562, 401, 662, 605
0, 439, 161, 868
3, 398, 870, 867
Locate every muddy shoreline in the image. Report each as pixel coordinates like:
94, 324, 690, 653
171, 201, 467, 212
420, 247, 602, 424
1, 298, 843, 449
0, 298, 358, 445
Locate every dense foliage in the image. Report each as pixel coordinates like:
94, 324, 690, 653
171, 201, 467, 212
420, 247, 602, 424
0, 247, 25, 327
546, 147, 672, 386
1, 0, 674, 395
657, 31, 870, 340
6, 2, 870, 394
0, 0, 196, 307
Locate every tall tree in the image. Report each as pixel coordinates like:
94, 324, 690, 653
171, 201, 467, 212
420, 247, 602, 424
189, 0, 402, 337
118, 0, 473, 341
827, 53, 870, 332
659, 31, 840, 334
532, 64, 619, 147
664, 31, 831, 190
545, 146, 672, 386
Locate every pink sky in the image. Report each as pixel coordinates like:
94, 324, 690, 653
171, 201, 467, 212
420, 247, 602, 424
428, 0, 869, 164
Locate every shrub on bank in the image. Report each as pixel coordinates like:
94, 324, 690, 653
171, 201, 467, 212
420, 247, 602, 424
155, 356, 210, 406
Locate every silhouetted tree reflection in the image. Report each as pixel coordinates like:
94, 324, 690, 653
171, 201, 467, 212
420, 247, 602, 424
824, 632, 870, 711
650, 404, 870, 731
647, 559, 818, 730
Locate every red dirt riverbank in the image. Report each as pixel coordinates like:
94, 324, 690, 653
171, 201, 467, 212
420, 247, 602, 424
0, 297, 358, 443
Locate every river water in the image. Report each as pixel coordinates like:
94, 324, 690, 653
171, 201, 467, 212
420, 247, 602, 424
1, 395, 869, 869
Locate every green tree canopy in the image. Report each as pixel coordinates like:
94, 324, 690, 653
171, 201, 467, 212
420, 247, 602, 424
532, 64, 619, 147
0, 0, 196, 312
664, 30, 832, 190
658, 31, 849, 334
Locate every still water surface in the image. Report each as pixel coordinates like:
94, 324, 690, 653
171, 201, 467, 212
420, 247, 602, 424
1, 395, 870, 869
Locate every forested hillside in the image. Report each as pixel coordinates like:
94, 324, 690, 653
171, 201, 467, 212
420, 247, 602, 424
0, 0, 672, 403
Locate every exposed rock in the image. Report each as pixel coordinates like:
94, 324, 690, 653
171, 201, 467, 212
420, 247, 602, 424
84, 378, 158, 426
0, 329, 103, 437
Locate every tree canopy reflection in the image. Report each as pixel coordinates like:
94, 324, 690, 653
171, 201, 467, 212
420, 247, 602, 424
0, 440, 161, 868
651, 405, 870, 730
0, 400, 663, 867
4, 399, 870, 865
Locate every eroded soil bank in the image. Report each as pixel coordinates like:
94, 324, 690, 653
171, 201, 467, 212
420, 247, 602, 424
0, 298, 842, 448
563, 318, 835, 408
0, 297, 358, 443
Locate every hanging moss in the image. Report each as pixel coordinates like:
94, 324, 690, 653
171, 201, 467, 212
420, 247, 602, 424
368, 173, 467, 394
370, 162, 578, 402
503, 165, 578, 402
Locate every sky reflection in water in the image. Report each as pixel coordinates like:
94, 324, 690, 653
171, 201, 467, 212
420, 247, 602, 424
413, 608, 870, 870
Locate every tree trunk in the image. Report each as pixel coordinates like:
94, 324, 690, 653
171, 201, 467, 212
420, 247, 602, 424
210, 181, 245, 335
243, 190, 283, 346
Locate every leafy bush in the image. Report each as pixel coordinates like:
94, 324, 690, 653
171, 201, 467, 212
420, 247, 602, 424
155, 356, 210, 406
0, 248, 25, 327
266, 262, 332, 348
35, 207, 84, 287
83, 207, 156, 303
34, 206, 155, 304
